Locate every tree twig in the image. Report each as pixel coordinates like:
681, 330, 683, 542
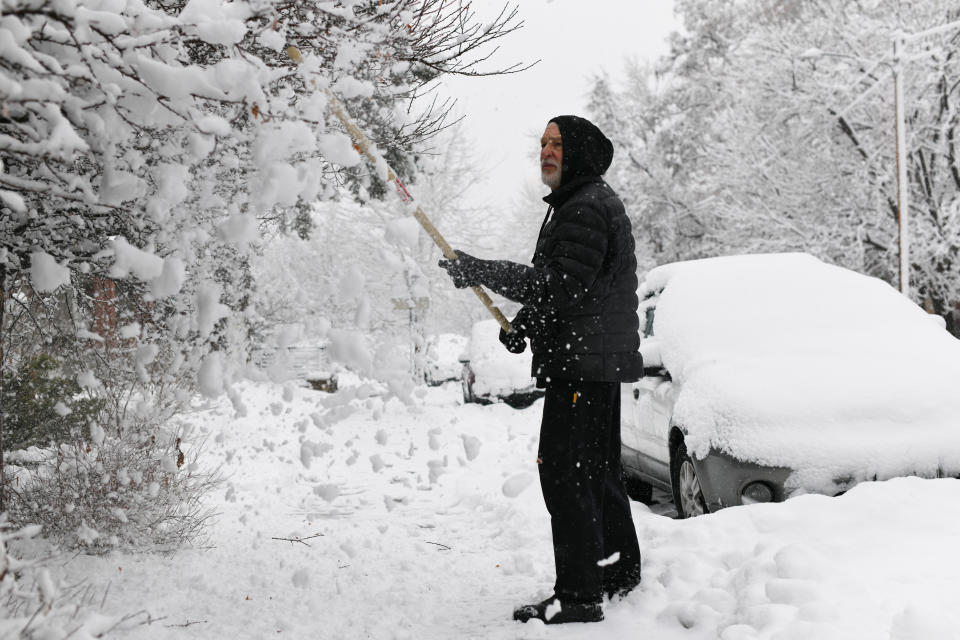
165, 618, 209, 628
270, 533, 324, 546
424, 541, 451, 551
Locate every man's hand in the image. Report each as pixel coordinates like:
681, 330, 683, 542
511, 306, 535, 336
499, 307, 534, 354
438, 250, 484, 289
499, 326, 526, 354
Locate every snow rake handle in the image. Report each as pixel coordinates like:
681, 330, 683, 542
287, 47, 512, 333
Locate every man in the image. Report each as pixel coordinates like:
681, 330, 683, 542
438, 115, 643, 624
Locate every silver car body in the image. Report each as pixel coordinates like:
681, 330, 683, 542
622, 373, 791, 511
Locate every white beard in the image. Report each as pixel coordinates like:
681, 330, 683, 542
541, 167, 561, 190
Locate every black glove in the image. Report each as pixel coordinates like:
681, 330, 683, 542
510, 306, 536, 335
499, 326, 526, 354
498, 307, 533, 354
438, 250, 485, 289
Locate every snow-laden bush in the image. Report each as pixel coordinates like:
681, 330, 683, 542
2, 270, 219, 551
4, 421, 218, 551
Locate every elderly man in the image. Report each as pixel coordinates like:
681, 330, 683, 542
439, 115, 643, 624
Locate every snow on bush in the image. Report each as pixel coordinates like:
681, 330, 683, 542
4, 422, 219, 551
2, 280, 222, 550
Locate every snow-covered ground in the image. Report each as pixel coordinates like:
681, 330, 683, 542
34, 379, 960, 639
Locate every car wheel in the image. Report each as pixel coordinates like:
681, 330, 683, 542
671, 439, 708, 518
622, 471, 654, 504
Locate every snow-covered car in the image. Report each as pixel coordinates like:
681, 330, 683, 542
460, 319, 544, 409
423, 333, 468, 386
621, 253, 960, 518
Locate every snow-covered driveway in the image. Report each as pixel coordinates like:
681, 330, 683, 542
60, 380, 960, 639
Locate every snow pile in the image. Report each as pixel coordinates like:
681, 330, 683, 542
608, 477, 960, 639
467, 319, 537, 398
643, 253, 960, 493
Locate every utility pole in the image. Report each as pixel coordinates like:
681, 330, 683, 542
890, 19, 960, 298
892, 34, 909, 297
814, 20, 960, 299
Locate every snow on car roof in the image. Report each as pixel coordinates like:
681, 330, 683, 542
643, 253, 960, 492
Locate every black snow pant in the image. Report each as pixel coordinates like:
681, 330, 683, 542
537, 379, 642, 604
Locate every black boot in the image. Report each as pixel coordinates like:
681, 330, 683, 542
604, 571, 641, 601
512, 596, 603, 624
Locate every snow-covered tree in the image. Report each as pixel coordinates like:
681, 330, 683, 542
0, 0, 528, 541
591, 0, 960, 333
0, 0, 527, 350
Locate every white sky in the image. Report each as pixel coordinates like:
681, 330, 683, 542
437, 1, 680, 210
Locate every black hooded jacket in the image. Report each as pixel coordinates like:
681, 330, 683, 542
478, 115, 643, 383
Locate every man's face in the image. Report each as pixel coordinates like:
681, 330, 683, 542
540, 122, 562, 190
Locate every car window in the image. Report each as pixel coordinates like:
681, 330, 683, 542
639, 290, 660, 339
643, 306, 656, 339
639, 291, 666, 377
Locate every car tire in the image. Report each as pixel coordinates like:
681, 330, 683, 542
671, 439, 709, 518
622, 471, 654, 504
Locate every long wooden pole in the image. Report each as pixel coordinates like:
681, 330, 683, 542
287, 47, 512, 333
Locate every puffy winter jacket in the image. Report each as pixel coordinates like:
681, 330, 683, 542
477, 115, 643, 383
486, 174, 643, 383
